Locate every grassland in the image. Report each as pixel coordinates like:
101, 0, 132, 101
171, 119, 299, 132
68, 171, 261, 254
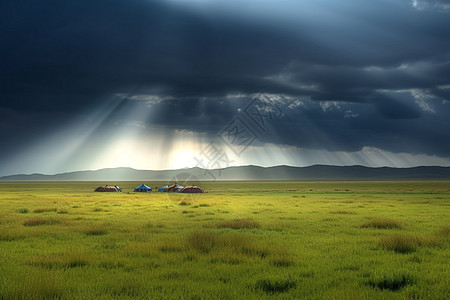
0, 181, 449, 299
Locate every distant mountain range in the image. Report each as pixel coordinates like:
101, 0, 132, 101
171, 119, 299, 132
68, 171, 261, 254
1, 165, 450, 181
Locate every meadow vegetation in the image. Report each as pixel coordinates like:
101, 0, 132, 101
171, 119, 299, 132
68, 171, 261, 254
0, 181, 449, 299
360, 219, 402, 229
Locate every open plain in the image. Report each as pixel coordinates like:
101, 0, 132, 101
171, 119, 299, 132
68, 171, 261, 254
0, 181, 449, 299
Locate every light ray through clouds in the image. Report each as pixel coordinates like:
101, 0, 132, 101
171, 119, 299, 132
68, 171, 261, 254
3, 94, 152, 175
2, 97, 124, 175
3, 91, 450, 177
1, 100, 208, 175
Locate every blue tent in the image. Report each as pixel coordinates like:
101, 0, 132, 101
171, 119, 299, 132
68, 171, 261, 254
158, 185, 168, 192
134, 184, 152, 192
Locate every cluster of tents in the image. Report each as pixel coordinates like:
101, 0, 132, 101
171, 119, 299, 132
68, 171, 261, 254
94, 183, 204, 193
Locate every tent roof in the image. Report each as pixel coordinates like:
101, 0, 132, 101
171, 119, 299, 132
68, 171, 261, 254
135, 184, 151, 189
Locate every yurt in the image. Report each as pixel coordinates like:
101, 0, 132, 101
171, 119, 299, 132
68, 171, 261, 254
158, 185, 168, 192
180, 186, 204, 193
134, 184, 152, 192
94, 185, 120, 192
163, 183, 184, 192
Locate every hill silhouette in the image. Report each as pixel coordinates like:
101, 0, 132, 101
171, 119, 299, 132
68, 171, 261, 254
1, 165, 449, 181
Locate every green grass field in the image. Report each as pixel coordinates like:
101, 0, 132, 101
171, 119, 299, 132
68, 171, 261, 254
0, 181, 449, 299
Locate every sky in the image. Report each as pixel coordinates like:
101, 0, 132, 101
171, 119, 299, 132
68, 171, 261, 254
1, 0, 450, 176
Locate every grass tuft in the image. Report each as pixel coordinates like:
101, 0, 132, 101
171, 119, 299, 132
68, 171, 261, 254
379, 234, 441, 253
145, 222, 165, 228
23, 217, 60, 226
330, 210, 356, 215
360, 219, 402, 229
63, 252, 90, 268
84, 227, 108, 236
24, 217, 47, 226
269, 248, 295, 267
217, 219, 260, 229
186, 231, 269, 257
16, 208, 29, 214
210, 250, 243, 265
417, 235, 441, 247
179, 200, 192, 206
271, 257, 295, 267
142, 223, 165, 232
97, 259, 127, 270
29, 252, 90, 269
341, 200, 354, 203
1, 270, 63, 299
188, 231, 217, 253
33, 208, 57, 213
159, 242, 184, 253
436, 226, 450, 237
242, 244, 270, 258
254, 277, 297, 294
29, 256, 60, 269
0, 230, 25, 241
367, 272, 414, 291
379, 235, 419, 253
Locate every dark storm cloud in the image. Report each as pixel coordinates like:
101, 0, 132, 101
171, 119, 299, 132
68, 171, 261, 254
2, 0, 449, 105
0, 0, 307, 109
1, 0, 450, 159
273, 97, 450, 157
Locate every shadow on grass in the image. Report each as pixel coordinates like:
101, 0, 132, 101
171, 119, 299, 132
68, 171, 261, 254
254, 276, 297, 294
367, 272, 414, 291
